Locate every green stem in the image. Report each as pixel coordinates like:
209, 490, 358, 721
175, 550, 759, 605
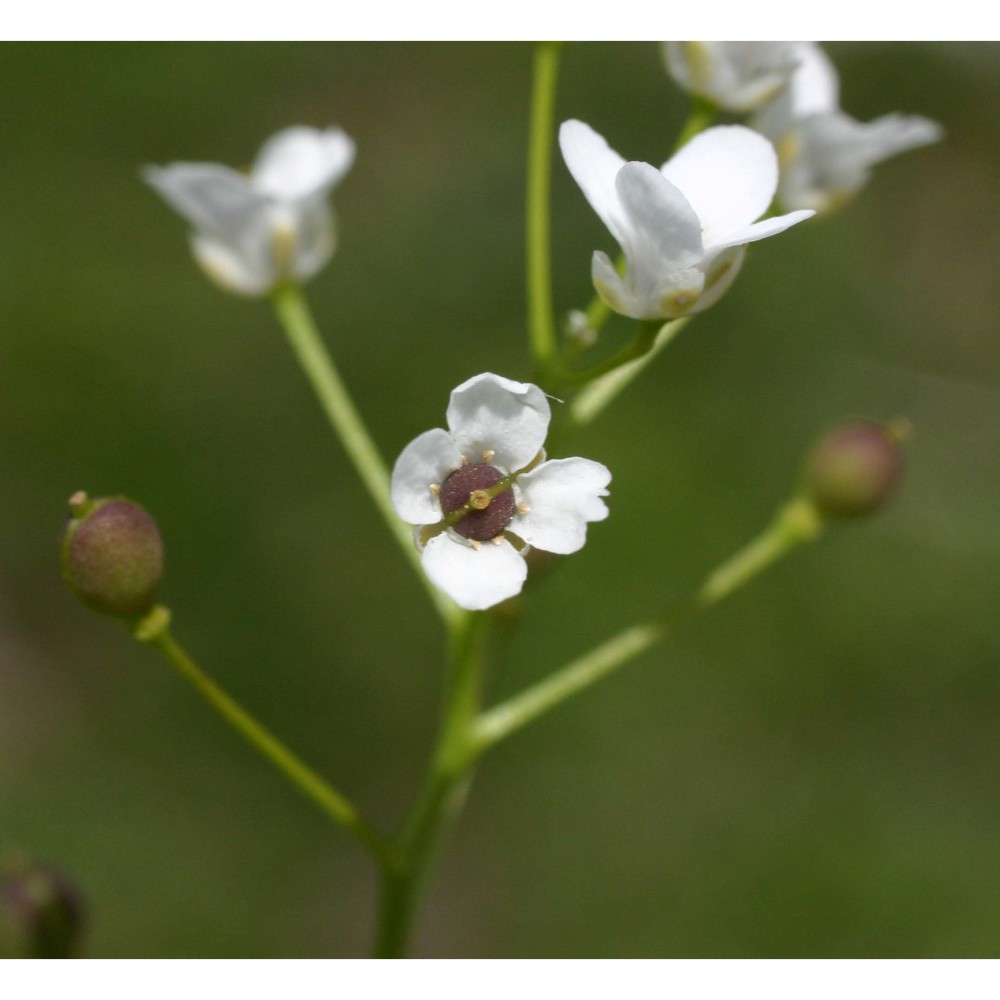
567, 317, 691, 429
526, 41, 563, 379
132, 605, 396, 869
270, 283, 460, 630
674, 96, 717, 151
561, 319, 661, 385
696, 497, 822, 608
470, 497, 823, 754
373, 611, 487, 958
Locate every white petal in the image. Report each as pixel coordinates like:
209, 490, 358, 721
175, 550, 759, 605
559, 120, 628, 244
390, 428, 461, 525
780, 111, 943, 213
613, 163, 705, 318
190, 234, 274, 296
808, 112, 942, 175
252, 126, 356, 201
421, 533, 527, 611
282, 196, 336, 281
591, 250, 644, 320
786, 42, 840, 118
705, 208, 814, 253
662, 126, 778, 243
144, 163, 270, 248
690, 245, 746, 314
446, 373, 550, 473
145, 163, 278, 292
514, 458, 610, 555
616, 162, 703, 270
753, 42, 840, 142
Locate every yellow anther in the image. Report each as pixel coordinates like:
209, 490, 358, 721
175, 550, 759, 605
482, 449, 495, 462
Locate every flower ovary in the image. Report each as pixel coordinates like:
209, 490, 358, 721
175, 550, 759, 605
440, 463, 515, 542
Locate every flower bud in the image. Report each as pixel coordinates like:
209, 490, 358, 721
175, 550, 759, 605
0, 858, 85, 959
60, 492, 164, 618
804, 420, 907, 518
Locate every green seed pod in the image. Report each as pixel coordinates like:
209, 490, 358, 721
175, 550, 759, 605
805, 420, 907, 518
60, 492, 164, 618
0, 858, 85, 959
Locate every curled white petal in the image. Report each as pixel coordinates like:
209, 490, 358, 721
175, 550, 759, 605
390, 428, 460, 525
514, 458, 611, 555
421, 533, 527, 611
252, 126, 356, 201
446, 373, 550, 472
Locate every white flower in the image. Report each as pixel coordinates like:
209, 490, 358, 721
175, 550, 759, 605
391, 373, 611, 611
144, 126, 356, 295
662, 41, 802, 113
752, 42, 943, 214
559, 120, 814, 321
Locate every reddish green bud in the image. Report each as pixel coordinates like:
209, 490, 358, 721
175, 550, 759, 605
805, 420, 907, 518
0, 858, 85, 959
60, 492, 164, 618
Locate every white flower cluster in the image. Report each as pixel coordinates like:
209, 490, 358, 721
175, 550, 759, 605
141, 45, 942, 613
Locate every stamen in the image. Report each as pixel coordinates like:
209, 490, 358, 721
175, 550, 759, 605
429, 483, 441, 495
470, 539, 482, 551
482, 449, 495, 462
517, 501, 531, 514
490, 535, 504, 545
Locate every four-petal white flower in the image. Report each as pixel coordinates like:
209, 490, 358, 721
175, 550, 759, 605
752, 42, 943, 214
391, 373, 611, 611
144, 126, 356, 295
559, 120, 814, 321
662, 41, 802, 113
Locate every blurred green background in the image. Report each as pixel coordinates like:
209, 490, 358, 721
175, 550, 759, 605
1, 41, 998, 957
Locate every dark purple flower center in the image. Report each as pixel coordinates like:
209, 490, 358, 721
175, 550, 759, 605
439, 462, 516, 542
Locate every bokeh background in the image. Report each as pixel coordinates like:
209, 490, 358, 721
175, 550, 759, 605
1, 41, 998, 957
